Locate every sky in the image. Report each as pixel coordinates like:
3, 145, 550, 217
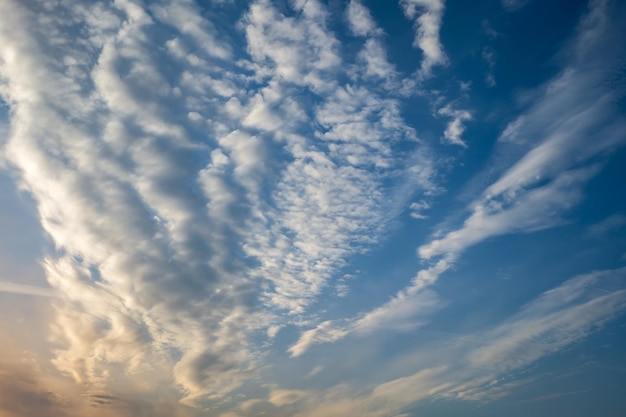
0, 0, 625, 416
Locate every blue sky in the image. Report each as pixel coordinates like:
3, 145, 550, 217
0, 0, 625, 416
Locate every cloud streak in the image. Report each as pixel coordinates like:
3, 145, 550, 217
0, 281, 58, 298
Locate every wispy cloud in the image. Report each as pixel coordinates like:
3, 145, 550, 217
400, 0, 448, 77
502, 0, 529, 11
437, 105, 472, 147
0, 282, 58, 298
520, 389, 590, 403
586, 213, 626, 237
288, 257, 451, 357
289, 267, 626, 417
419, 0, 626, 260
291, 0, 626, 357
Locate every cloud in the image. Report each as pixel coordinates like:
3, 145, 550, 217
346, 0, 381, 37
0, 0, 438, 408
268, 388, 310, 407
345, 2, 397, 85
0, 357, 196, 417
0, 0, 260, 405
290, 267, 626, 416
0, 281, 58, 298
1, 0, 623, 414
366, 0, 626, 341
290, 0, 626, 356
410, 200, 431, 219
521, 389, 590, 403
482, 46, 496, 87
289, 278, 444, 357
0, 363, 71, 417
239, 1, 434, 315
501, 0, 529, 11
357, 39, 397, 81
586, 213, 626, 237
420, 0, 626, 261
151, 0, 232, 60
437, 105, 472, 147
400, 0, 448, 77
418, 165, 598, 259
466, 268, 626, 373
243, 0, 341, 92
288, 320, 349, 358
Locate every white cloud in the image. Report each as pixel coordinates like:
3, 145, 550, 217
410, 200, 430, 219
498, 115, 525, 143
288, 320, 349, 358
400, 0, 448, 77
357, 39, 397, 81
346, 0, 381, 37
0, 0, 260, 405
437, 105, 472, 147
242, 94, 284, 131
420, 0, 626, 261
351, 288, 441, 334
467, 269, 626, 371
0, 0, 439, 408
289, 0, 626, 357
150, 0, 232, 60
289, 267, 446, 356
419, 165, 598, 259
238, 2, 435, 315
290, 267, 626, 416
